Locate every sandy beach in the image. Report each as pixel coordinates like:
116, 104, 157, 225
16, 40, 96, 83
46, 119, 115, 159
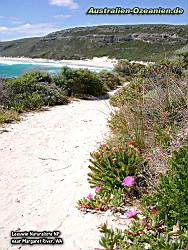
0, 98, 118, 250
0, 56, 117, 69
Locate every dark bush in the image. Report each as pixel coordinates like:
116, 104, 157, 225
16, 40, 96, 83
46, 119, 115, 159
0, 72, 68, 112
56, 67, 107, 97
99, 70, 121, 90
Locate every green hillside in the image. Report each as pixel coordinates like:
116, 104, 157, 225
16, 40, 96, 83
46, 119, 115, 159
0, 24, 187, 61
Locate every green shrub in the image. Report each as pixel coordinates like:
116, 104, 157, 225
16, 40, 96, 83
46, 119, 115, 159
56, 67, 107, 97
135, 58, 186, 80
54, 67, 74, 91
5, 72, 52, 95
12, 93, 44, 112
114, 60, 146, 77
176, 45, 188, 67
99, 70, 121, 90
52, 75, 66, 89
156, 143, 188, 229
1, 72, 68, 112
143, 142, 188, 230
159, 59, 185, 76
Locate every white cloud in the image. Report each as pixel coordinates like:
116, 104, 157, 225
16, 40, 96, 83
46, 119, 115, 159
0, 23, 60, 37
0, 26, 8, 32
49, 0, 79, 9
54, 14, 72, 20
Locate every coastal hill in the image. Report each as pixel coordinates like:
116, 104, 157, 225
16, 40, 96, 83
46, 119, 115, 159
0, 24, 187, 61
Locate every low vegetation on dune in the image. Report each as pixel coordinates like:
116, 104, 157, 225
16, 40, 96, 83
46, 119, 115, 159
77, 48, 188, 249
0, 68, 121, 124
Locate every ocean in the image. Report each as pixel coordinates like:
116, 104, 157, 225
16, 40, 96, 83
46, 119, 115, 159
0, 62, 110, 78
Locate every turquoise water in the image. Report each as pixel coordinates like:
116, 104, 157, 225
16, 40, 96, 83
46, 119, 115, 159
0, 63, 109, 78
0, 63, 61, 78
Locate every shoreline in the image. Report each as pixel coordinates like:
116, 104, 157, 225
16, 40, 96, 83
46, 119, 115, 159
0, 56, 117, 69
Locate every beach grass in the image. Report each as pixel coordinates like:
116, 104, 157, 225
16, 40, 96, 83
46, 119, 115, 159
0, 109, 20, 124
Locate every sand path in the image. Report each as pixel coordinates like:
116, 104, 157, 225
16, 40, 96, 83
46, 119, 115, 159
0, 99, 114, 250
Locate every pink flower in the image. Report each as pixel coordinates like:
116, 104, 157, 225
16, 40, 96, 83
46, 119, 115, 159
122, 176, 136, 187
127, 210, 139, 219
87, 193, 93, 200
95, 187, 102, 193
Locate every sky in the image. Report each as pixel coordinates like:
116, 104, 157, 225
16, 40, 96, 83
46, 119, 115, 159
0, 0, 187, 41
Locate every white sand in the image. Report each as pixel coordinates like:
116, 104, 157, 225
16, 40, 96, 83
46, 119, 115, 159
0, 99, 119, 250
0, 56, 117, 69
